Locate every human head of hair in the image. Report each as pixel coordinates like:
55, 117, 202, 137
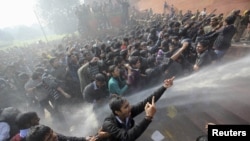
78, 58, 87, 66
1, 107, 21, 122
133, 42, 141, 50
130, 49, 140, 57
120, 49, 128, 60
18, 72, 29, 81
163, 33, 169, 38
114, 56, 123, 66
210, 17, 218, 25
147, 56, 156, 67
197, 39, 209, 49
26, 125, 51, 141
122, 37, 129, 44
128, 56, 140, 66
15, 112, 39, 129
95, 73, 106, 82
31, 72, 42, 80
34, 67, 44, 75
108, 65, 116, 74
49, 57, 57, 66
224, 15, 236, 25
109, 94, 127, 115
83, 51, 94, 61
140, 50, 148, 58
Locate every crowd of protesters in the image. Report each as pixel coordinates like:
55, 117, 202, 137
1, 1, 250, 140
75, 0, 130, 35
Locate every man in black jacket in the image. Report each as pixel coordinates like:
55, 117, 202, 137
205, 15, 236, 61
100, 77, 175, 141
26, 124, 108, 141
83, 73, 109, 104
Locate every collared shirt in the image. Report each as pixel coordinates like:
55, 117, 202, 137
19, 129, 29, 138
93, 81, 98, 90
115, 116, 130, 130
0, 122, 10, 141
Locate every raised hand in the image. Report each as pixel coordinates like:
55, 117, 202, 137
145, 96, 156, 118
163, 76, 175, 88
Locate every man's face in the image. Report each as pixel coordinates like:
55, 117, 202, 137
196, 43, 206, 54
96, 80, 106, 88
112, 66, 120, 77
30, 115, 40, 126
116, 100, 131, 119
210, 19, 218, 27
70, 54, 78, 62
52, 59, 59, 67
44, 130, 58, 141
133, 60, 141, 69
85, 53, 94, 61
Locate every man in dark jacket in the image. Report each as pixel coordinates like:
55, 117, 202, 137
26, 124, 108, 141
205, 15, 236, 60
26, 124, 89, 141
83, 73, 109, 104
193, 39, 213, 71
100, 77, 175, 141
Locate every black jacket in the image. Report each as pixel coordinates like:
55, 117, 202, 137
206, 25, 236, 50
83, 81, 109, 103
101, 86, 167, 141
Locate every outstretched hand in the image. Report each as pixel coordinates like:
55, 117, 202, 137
163, 76, 175, 88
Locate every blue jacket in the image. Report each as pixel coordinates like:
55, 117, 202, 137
108, 77, 128, 95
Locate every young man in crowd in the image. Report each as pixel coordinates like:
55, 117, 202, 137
83, 73, 109, 107
193, 39, 213, 71
10, 112, 40, 141
0, 107, 21, 141
100, 77, 174, 141
26, 124, 109, 141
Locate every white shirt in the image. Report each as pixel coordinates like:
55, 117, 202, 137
0, 122, 10, 141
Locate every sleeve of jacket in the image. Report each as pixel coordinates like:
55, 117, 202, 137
83, 83, 94, 103
77, 63, 89, 92
131, 86, 166, 118
102, 118, 152, 141
204, 30, 219, 41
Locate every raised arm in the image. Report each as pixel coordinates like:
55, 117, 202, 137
130, 77, 175, 118
170, 42, 189, 61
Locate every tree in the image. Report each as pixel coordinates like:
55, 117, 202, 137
36, 0, 80, 34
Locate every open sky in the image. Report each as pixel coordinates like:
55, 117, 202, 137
0, 0, 38, 29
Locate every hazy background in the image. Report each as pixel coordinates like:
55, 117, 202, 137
1, 0, 249, 48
